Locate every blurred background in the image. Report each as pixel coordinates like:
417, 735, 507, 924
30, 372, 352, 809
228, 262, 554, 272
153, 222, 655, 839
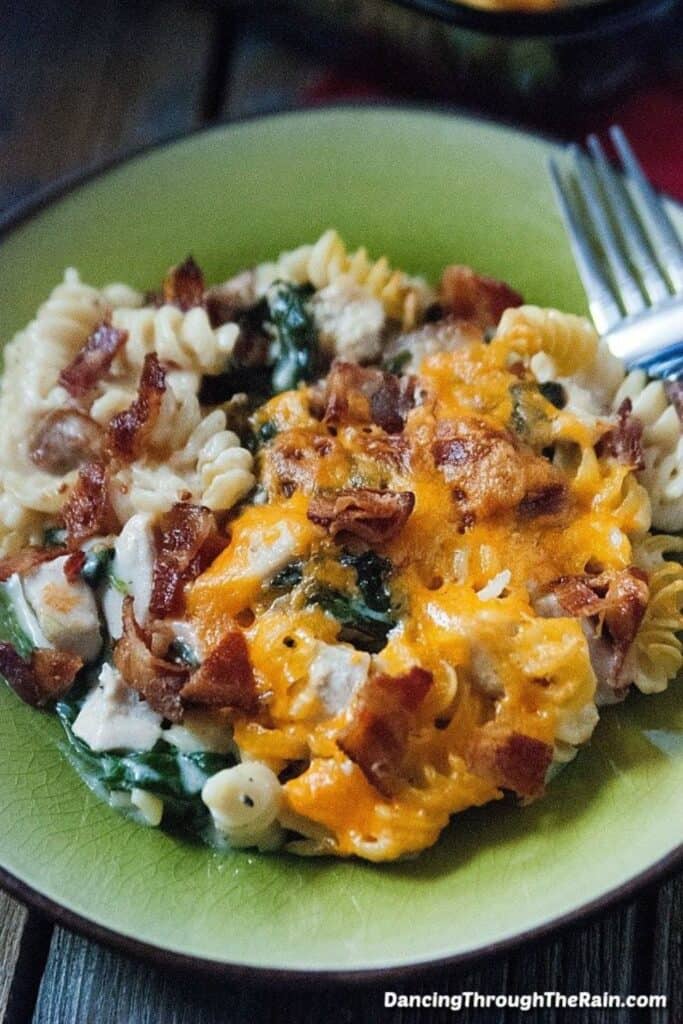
1, 0, 682, 221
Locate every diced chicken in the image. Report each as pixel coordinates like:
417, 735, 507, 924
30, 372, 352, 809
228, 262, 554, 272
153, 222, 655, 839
242, 521, 300, 583
73, 663, 162, 752
102, 513, 155, 640
23, 556, 101, 662
312, 280, 385, 364
292, 641, 370, 719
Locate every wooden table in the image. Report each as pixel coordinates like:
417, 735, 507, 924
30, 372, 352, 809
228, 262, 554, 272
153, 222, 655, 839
0, 2, 681, 1020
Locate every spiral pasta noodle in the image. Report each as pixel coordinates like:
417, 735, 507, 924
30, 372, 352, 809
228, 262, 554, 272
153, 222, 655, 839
612, 370, 683, 532
632, 534, 683, 693
112, 305, 239, 375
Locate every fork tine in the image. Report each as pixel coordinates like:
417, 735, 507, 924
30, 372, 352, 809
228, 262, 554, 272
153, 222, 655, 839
547, 156, 622, 333
569, 144, 646, 317
636, 345, 683, 380
610, 126, 683, 292
586, 134, 671, 305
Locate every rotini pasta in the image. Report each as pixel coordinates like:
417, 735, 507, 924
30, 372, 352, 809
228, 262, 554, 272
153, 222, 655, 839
613, 370, 683, 532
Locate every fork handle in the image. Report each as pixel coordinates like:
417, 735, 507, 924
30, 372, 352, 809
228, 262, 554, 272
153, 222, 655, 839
603, 295, 683, 368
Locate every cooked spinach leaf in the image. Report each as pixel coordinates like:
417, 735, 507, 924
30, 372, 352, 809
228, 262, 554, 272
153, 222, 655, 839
55, 693, 234, 829
81, 547, 114, 587
509, 382, 552, 446
538, 380, 567, 409
168, 638, 200, 669
308, 551, 396, 653
270, 561, 304, 591
268, 283, 319, 393
383, 350, 411, 375
0, 584, 34, 659
43, 526, 67, 547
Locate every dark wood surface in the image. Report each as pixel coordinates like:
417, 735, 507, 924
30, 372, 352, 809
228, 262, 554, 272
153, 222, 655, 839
0, 1, 681, 1020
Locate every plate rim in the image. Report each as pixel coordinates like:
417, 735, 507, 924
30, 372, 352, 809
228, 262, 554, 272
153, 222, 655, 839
0, 101, 681, 982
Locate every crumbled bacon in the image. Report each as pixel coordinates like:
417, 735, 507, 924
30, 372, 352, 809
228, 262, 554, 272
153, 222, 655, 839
114, 597, 188, 721
107, 353, 166, 461
205, 270, 258, 327
0, 643, 82, 707
180, 631, 257, 714
339, 667, 432, 795
162, 256, 205, 311
29, 410, 103, 475
315, 361, 417, 433
665, 380, 683, 424
58, 322, 128, 397
439, 266, 523, 330
542, 566, 649, 697
596, 398, 645, 470
62, 460, 118, 545
307, 488, 415, 544
468, 727, 553, 800
63, 550, 86, 583
150, 503, 228, 618
432, 417, 566, 523
0, 546, 67, 583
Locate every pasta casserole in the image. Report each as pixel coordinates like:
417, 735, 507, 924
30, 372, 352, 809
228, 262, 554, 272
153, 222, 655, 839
0, 230, 680, 861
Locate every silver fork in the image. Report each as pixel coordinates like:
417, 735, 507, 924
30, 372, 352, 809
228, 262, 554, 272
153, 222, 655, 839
548, 126, 683, 380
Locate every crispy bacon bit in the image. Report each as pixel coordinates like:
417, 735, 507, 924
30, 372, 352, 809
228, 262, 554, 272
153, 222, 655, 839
518, 482, 567, 518
0, 546, 66, 583
338, 667, 432, 795
0, 643, 82, 707
114, 597, 188, 721
180, 631, 257, 713
316, 361, 417, 433
29, 410, 103, 475
543, 566, 649, 697
63, 550, 86, 583
62, 460, 118, 545
665, 380, 683, 424
468, 728, 553, 800
307, 488, 415, 544
432, 417, 566, 522
59, 322, 128, 397
439, 266, 523, 330
596, 398, 645, 470
107, 353, 166, 461
150, 503, 228, 618
163, 256, 205, 311
205, 270, 258, 327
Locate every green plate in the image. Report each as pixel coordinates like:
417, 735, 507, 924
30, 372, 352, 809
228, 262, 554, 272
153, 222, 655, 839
0, 107, 680, 979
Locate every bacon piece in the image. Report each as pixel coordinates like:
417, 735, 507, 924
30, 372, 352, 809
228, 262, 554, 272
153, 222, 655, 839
338, 667, 432, 795
307, 488, 415, 544
150, 503, 228, 618
59, 322, 128, 397
0, 546, 67, 583
205, 270, 258, 327
107, 353, 166, 462
62, 460, 118, 545
468, 728, 553, 800
665, 380, 683, 424
543, 566, 649, 698
180, 631, 257, 713
114, 597, 188, 721
0, 643, 82, 707
163, 256, 205, 311
29, 410, 103, 475
63, 550, 86, 583
432, 417, 566, 523
596, 398, 645, 470
315, 361, 417, 433
439, 266, 523, 330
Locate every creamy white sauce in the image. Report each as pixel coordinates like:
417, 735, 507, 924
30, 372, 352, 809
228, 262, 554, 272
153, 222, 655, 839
102, 513, 155, 639
73, 664, 162, 753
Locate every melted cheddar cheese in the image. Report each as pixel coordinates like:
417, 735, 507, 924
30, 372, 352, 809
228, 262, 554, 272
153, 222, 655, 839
188, 331, 650, 861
